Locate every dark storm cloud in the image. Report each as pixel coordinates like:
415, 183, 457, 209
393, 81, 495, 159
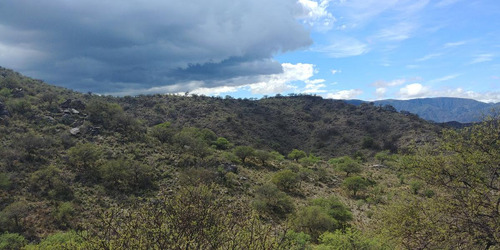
0, 0, 312, 93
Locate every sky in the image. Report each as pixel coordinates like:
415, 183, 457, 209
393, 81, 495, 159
0, 0, 499, 102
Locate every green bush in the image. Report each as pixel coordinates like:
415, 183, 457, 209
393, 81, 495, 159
253, 183, 295, 219
343, 176, 371, 197
0, 173, 10, 190
68, 143, 102, 181
24, 231, 83, 249
329, 156, 361, 177
0, 232, 26, 250
271, 169, 299, 192
99, 159, 154, 192
233, 146, 255, 163
214, 137, 230, 150
292, 196, 352, 242
316, 228, 391, 249
288, 149, 307, 162
150, 122, 174, 143
30, 165, 73, 200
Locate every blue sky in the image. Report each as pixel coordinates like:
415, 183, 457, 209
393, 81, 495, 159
0, 0, 499, 102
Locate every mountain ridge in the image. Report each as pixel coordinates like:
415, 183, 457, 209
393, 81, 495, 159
345, 97, 500, 123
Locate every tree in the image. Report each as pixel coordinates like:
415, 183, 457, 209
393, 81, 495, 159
233, 146, 255, 163
329, 156, 362, 176
68, 143, 102, 181
214, 137, 230, 150
252, 183, 295, 219
288, 149, 307, 162
271, 169, 299, 192
398, 117, 500, 248
150, 122, 174, 143
342, 176, 370, 197
292, 196, 352, 242
254, 150, 272, 166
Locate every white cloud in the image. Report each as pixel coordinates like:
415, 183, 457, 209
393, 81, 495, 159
190, 86, 240, 96
248, 63, 314, 94
373, 78, 406, 87
416, 53, 442, 62
428, 74, 460, 83
470, 54, 494, 64
444, 41, 467, 48
374, 22, 416, 42
435, 0, 461, 7
375, 87, 387, 97
331, 69, 341, 75
317, 37, 369, 58
398, 83, 429, 98
303, 79, 327, 93
324, 89, 363, 99
298, 0, 336, 31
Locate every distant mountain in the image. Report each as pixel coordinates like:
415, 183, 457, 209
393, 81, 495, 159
345, 97, 500, 123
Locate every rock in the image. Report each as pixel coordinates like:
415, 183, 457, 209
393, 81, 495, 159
60, 99, 86, 110
87, 126, 100, 135
222, 163, 238, 174
70, 127, 80, 135
60, 99, 72, 109
70, 108, 79, 114
45, 116, 56, 124
70, 99, 86, 110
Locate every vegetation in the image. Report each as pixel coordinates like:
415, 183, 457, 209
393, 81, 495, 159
0, 66, 498, 249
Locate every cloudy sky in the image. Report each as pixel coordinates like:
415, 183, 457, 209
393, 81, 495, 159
1, 0, 499, 102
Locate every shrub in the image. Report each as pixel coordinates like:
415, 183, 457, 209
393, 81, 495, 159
0, 232, 26, 250
329, 156, 362, 176
253, 183, 294, 219
233, 146, 255, 163
288, 149, 307, 162
292, 196, 352, 242
271, 169, 299, 192
342, 176, 371, 197
317, 228, 391, 249
214, 137, 230, 150
30, 165, 73, 200
68, 143, 102, 181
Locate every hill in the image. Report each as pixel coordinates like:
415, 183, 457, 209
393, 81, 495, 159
346, 97, 500, 123
4, 66, 499, 249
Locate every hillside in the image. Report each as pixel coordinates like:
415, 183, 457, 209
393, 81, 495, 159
1, 66, 498, 249
346, 97, 500, 123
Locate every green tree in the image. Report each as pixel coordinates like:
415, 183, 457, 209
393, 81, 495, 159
271, 169, 299, 192
68, 143, 102, 181
395, 117, 500, 248
292, 196, 352, 242
288, 149, 307, 162
342, 176, 370, 197
329, 156, 362, 176
30, 165, 73, 200
150, 122, 174, 143
0, 201, 29, 233
214, 137, 230, 150
254, 150, 272, 166
233, 146, 255, 163
253, 183, 295, 219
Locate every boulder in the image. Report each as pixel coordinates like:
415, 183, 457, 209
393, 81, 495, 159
70, 127, 80, 135
61, 99, 86, 110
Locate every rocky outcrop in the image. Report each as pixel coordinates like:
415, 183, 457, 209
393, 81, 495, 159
60, 99, 86, 110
